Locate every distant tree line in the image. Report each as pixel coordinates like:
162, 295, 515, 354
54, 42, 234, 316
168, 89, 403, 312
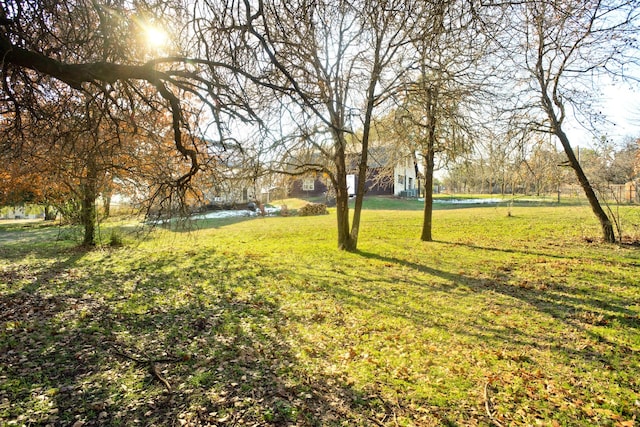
444, 137, 640, 199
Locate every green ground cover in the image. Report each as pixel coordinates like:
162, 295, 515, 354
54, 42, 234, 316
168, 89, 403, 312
358, 194, 597, 211
1, 201, 639, 426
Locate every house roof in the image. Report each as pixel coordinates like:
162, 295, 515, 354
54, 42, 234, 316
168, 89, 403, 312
345, 145, 414, 169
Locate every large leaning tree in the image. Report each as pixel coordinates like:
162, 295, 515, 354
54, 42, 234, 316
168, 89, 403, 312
499, 0, 640, 243
0, 0, 258, 244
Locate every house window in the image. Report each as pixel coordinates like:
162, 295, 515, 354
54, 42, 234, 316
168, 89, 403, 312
397, 175, 405, 185
408, 177, 413, 189
302, 179, 315, 191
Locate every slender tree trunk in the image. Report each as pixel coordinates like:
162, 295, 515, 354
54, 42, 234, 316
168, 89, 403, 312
349, 53, 381, 252
555, 127, 615, 242
102, 190, 111, 218
421, 149, 435, 241
81, 158, 98, 246
421, 86, 437, 242
349, 143, 369, 252
43, 205, 56, 221
334, 143, 355, 250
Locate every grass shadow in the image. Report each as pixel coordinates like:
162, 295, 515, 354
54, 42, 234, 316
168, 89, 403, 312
353, 248, 638, 362
436, 239, 640, 267
0, 246, 402, 426
150, 214, 269, 233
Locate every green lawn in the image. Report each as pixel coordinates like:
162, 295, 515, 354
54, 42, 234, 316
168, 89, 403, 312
342, 193, 582, 211
1, 202, 639, 426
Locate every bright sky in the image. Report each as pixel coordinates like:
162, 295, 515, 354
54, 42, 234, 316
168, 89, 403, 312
601, 83, 640, 142
563, 81, 640, 149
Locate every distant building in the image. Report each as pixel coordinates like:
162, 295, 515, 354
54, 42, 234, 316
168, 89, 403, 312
288, 174, 330, 198
0, 205, 43, 220
367, 147, 419, 197
288, 146, 420, 199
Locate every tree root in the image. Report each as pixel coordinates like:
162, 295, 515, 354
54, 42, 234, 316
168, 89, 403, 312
149, 363, 172, 394
484, 382, 505, 427
111, 344, 182, 394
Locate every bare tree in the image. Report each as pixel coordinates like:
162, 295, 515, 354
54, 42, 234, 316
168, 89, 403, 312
498, 0, 640, 242
603, 137, 639, 185
521, 138, 566, 196
202, 0, 422, 250
392, 0, 490, 241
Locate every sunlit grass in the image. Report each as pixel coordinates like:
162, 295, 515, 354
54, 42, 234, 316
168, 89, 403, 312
1, 203, 639, 425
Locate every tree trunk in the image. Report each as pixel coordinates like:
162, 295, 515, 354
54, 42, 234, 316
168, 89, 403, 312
81, 158, 98, 246
336, 203, 354, 250
555, 127, 615, 243
334, 143, 355, 251
43, 205, 56, 221
335, 180, 354, 250
421, 150, 435, 241
420, 86, 437, 242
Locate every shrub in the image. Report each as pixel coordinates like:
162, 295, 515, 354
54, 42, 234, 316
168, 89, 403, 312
108, 228, 124, 247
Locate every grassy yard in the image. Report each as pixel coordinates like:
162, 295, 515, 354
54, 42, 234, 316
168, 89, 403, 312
1, 202, 639, 426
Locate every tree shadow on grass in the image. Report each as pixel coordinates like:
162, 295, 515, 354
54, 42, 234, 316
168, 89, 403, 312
341, 246, 640, 418
0, 245, 90, 294
269, 246, 639, 423
3, 231, 638, 425
435, 239, 640, 267
0, 221, 94, 247
0, 225, 62, 245
355, 248, 639, 341
0, 250, 398, 426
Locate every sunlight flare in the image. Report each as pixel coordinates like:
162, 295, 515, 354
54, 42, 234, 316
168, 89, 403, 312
141, 22, 168, 50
